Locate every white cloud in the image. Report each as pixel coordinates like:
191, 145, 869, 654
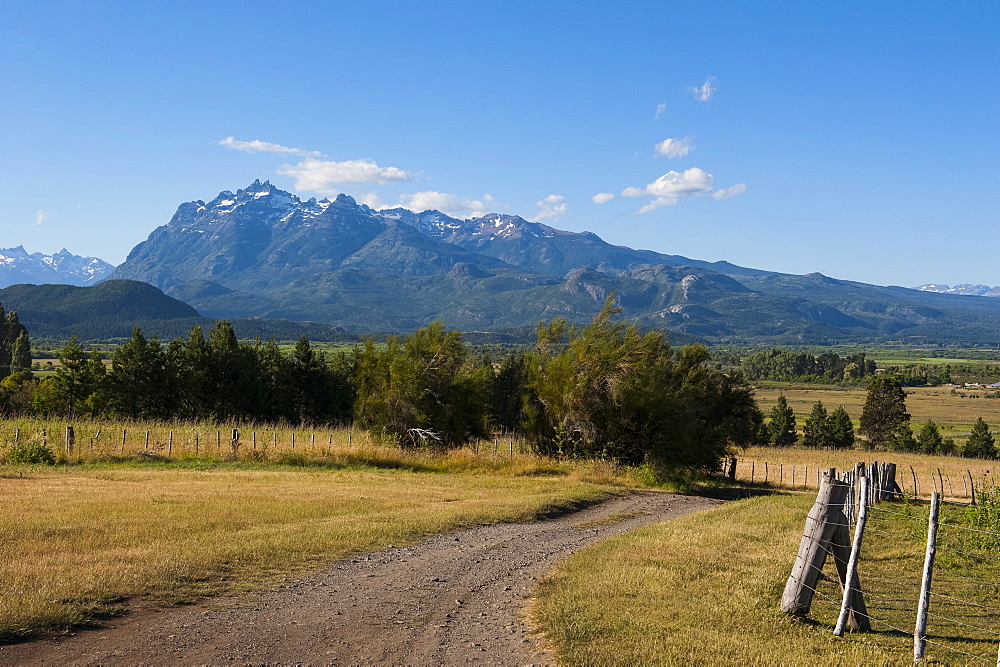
218, 136, 323, 158
690, 76, 717, 102
654, 137, 694, 159
34, 211, 46, 226
712, 183, 747, 200
278, 158, 414, 196
358, 192, 388, 209
591, 192, 616, 204
654, 102, 666, 119
396, 191, 496, 218
620, 167, 745, 213
532, 194, 567, 222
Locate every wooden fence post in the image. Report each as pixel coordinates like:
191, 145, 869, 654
834, 475, 871, 635
781, 471, 849, 617
914, 492, 940, 662
168, 430, 173, 457
65, 426, 75, 458
910, 465, 918, 498
968, 470, 976, 506
728, 457, 737, 480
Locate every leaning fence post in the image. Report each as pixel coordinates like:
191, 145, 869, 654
781, 470, 848, 617
968, 470, 976, 506
914, 492, 940, 662
834, 475, 870, 636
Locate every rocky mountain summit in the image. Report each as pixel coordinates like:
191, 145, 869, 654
0, 246, 114, 288
108, 180, 1000, 343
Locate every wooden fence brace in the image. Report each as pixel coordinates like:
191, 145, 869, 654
781, 470, 847, 617
834, 475, 871, 636
968, 470, 976, 505
914, 492, 940, 662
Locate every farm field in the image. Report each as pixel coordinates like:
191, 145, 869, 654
755, 385, 1000, 434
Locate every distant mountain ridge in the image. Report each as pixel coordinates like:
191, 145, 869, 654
0, 246, 114, 288
913, 284, 1000, 297
102, 180, 1000, 344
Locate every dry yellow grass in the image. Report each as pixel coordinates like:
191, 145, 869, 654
532, 491, 1000, 665
734, 446, 997, 502
755, 385, 1000, 432
0, 462, 621, 639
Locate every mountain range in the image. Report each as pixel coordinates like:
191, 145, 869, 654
913, 284, 1000, 297
97, 180, 1000, 344
0, 246, 114, 288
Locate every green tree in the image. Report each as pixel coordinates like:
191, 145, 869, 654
859, 375, 909, 450
767, 395, 797, 447
801, 401, 828, 448
964, 418, 997, 459
916, 419, 944, 455
890, 422, 918, 452
524, 298, 762, 471
52, 336, 106, 415
354, 322, 487, 448
827, 406, 856, 449
0, 306, 30, 379
104, 328, 174, 418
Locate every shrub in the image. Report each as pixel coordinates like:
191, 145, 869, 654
6, 441, 56, 464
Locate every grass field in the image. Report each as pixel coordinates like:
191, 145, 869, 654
755, 385, 1000, 434
0, 456, 631, 640
531, 489, 1000, 665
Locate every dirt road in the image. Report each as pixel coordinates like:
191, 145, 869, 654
2, 492, 720, 665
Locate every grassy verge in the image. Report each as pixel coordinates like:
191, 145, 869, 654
531, 491, 1000, 665
0, 455, 635, 640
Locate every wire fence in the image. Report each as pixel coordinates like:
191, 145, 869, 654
783, 467, 1000, 664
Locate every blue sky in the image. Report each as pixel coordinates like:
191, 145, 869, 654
1, 0, 997, 287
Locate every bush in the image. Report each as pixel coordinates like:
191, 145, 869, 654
5, 441, 56, 464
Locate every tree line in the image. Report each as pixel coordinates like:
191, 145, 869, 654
0, 299, 766, 474
741, 349, 877, 383
761, 375, 997, 458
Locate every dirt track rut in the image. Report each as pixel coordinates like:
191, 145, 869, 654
2, 492, 720, 665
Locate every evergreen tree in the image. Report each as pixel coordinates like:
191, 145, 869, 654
890, 422, 918, 452
801, 401, 828, 448
827, 406, 856, 449
916, 419, 944, 455
860, 375, 909, 450
53, 336, 106, 415
768, 395, 797, 447
104, 328, 173, 418
488, 352, 530, 434
964, 418, 997, 459
0, 306, 30, 379
940, 437, 957, 456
